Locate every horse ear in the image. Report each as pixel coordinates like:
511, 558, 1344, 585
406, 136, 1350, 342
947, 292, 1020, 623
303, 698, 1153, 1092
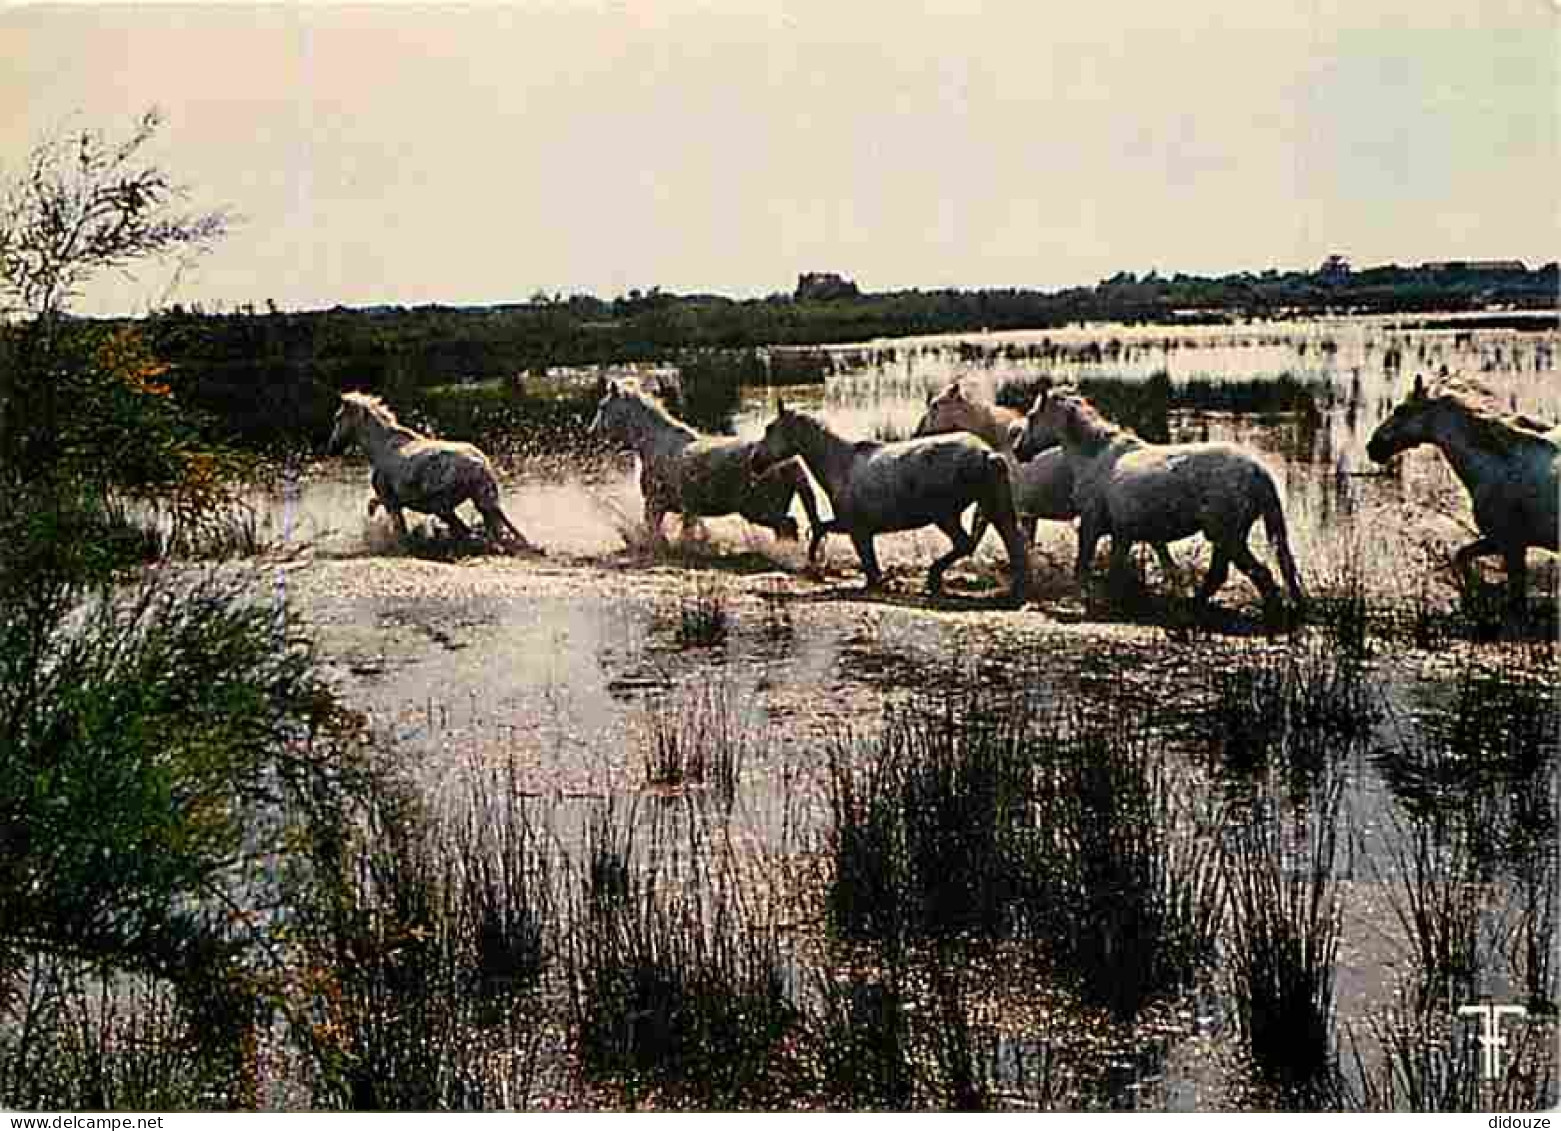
950, 381, 964, 400
777, 397, 788, 416
1412, 373, 1426, 399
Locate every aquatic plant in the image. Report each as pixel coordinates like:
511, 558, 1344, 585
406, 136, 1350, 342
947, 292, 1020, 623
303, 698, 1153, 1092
1222, 770, 1345, 1108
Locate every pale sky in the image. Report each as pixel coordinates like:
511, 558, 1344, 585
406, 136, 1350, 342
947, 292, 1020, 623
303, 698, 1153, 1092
3, 1, 1556, 315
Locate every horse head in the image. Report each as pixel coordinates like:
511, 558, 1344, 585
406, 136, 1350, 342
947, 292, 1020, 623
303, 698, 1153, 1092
1366, 374, 1435, 464
750, 400, 800, 476
588, 379, 625, 438
327, 396, 363, 452
912, 381, 971, 438
1013, 388, 1070, 461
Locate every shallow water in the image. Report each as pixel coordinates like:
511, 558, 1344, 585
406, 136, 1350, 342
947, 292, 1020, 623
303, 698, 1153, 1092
259, 313, 1556, 1109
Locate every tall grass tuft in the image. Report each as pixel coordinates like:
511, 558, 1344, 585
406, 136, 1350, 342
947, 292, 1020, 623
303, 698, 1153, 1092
1025, 714, 1226, 1020
673, 578, 730, 648
826, 681, 1224, 1021
1192, 639, 1378, 801
287, 762, 551, 1110
826, 689, 1030, 942
1221, 770, 1345, 1107
0, 957, 246, 1110
808, 965, 916, 1109
566, 798, 796, 1106
1349, 997, 1558, 1111
642, 679, 750, 803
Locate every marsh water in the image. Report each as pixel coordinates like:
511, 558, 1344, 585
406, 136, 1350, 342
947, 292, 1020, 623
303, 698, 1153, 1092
260, 313, 1555, 1109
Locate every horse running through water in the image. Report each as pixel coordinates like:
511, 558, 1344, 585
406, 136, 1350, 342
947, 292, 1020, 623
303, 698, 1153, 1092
1366, 373, 1559, 610
913, 381, 1181, 581
588, 379, 823, 552
328, 392, 540, 552
1014, 386, 1304, 618
749, 401, 1029, 603
912, 380, 1068, 544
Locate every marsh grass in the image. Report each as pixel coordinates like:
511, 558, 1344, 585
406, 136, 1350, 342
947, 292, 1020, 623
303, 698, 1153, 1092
1027, 715, 1226, 1020
673, 577, 730, 647
1193, 639, 1378, 800
808, 964, 916, 1109
288, 763, 552, 1110
642, 679, 750, 802
1371, 653, 1558, 1022
1378, 807, 1485, 1012
674, 349, 760, 434
96, 493, 283, 563
565, 797, 796, 1106
826, 689, 1031, 942
0, 957, 242, 1110
994, 370, 1325, 449
1349, 998, 1558, 1111
827, 682, 1224, 1021
1221, 770, 1346, 1107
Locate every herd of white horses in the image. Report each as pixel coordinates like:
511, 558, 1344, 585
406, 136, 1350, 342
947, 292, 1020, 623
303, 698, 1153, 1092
327, 369, 1561, 621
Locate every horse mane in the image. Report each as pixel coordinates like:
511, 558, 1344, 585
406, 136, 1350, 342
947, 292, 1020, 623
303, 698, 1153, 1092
1050, 388, 1131, 452
342, 391, 420, 435
1428, 379, 1557, 454
779, 406, 864, 451
614, 382, 699, 437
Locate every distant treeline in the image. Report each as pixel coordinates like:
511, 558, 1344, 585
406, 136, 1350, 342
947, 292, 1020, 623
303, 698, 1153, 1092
94, 260, 1559, 451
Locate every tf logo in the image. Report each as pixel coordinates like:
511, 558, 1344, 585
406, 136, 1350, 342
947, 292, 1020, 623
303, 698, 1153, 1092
1457, 1003, 1529, 1082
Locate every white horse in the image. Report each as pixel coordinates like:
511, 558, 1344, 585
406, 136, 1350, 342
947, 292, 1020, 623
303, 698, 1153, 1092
328, 392, 539, 552
911, 381, 1070, 543
912, 381, 1180, 585
588, 379, 823, 551
749, 401, 1029, 604
1367, 373, 1559, 609
1015, 386, 1304, 618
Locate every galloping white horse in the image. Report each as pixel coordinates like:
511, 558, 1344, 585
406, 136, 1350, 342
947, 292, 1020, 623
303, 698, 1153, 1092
1015, 386, 1304, 618
588, 379, 823, 551
750, 401, 1029, 604
1367, 373, 1559, 609
912, 381, 1071, 542
913, 380, 1179, 581
328, 392, 539, 552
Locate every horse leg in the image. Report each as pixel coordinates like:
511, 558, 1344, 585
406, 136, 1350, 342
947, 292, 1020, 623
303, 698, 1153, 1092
790, 467, 825, 547
1106, 537, 1136, 597
1453, 536, 1500, 597
644, 499, 669, 547
370, 470, 393, 518
807, 519, 837, 568
482, 503, 539, 554
927, 515, 978, 596
1502, 545, 1529, 616
850, 531, 885, 590
1195, 545, 1232, 604
384, 503, 410, 541
440, 509, 475, 540
1151, 543, 1180, 591
1075, 506, 1105, 586
967, 509, 990, 552
1228, 539, 1285, 620
1020, 514, 1038, 547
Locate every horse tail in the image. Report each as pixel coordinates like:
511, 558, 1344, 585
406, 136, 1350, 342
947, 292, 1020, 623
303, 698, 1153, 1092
979, 451, 1029, 602
1258, 473, 1305, 606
